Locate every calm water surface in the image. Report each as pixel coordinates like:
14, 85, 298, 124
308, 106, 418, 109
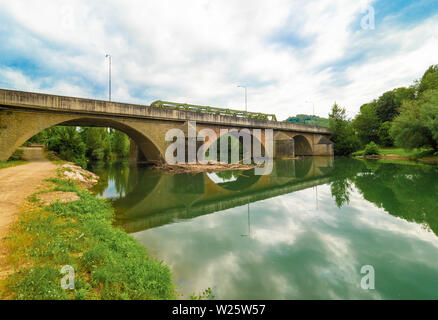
90, 158, 438, 299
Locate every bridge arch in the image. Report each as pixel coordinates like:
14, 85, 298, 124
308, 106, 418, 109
0, 112, 163, 162
198, 127, 268, 164
292, 134, 313, 156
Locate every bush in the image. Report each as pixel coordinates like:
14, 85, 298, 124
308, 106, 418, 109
364, 142, 380, 155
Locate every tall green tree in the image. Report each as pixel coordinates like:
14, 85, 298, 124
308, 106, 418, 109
81, 127, 112, 161
420, 89, 438, 147
47, 126, 87, 167
329, 103, 361, 156
352, 102, 380, 145
418, 64, 438, 94
112, 130, 130, 158
390, 93, 438, 151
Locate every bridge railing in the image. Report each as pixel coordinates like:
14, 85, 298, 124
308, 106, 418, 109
150, 100, 277, 121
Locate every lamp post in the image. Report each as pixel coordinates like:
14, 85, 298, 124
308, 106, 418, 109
105, 54, 112, 101
237, 85, 247, 111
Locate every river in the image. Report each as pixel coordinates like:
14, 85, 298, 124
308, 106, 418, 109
89, 157, 438, 299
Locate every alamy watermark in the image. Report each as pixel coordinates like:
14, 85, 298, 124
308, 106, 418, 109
360, 265, 375, 290
60, 265, 75, 290
164, 121, 274, 175
361, 4, 375, 30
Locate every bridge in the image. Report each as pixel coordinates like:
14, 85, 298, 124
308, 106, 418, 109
0, 88, 333, 162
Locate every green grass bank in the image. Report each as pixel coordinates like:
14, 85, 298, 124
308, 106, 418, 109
0, 160, 27, 170
352, 147, 438, 163
1, 173, 176, 300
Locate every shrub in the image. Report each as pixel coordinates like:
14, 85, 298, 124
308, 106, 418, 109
364, 142, 380, 155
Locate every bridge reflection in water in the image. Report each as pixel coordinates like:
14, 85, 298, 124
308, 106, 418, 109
91, 157, 334, 233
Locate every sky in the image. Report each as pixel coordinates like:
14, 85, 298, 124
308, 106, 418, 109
0, 0, 437, 120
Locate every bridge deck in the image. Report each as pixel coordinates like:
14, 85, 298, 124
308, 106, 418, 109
0, 88, 330, 135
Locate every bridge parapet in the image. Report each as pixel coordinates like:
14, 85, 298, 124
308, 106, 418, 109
0, 88, 330, 134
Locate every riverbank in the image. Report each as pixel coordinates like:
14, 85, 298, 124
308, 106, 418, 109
352, 147, 438, 164
0, 161, 27, 170
0, 163, 175, 299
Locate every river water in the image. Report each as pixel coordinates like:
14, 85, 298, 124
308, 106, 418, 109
90, 157, 438, 299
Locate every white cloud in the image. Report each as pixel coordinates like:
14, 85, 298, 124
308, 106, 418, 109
0, 0, 437, 120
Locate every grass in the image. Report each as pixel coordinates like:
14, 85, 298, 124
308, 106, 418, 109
352, 147, 437, 159
0, 160, 28, 170
1, 178, 176, 300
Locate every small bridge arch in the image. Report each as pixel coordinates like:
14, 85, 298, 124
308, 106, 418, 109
0, 111, 164, 162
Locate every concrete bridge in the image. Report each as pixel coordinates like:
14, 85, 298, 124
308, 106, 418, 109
105, 157, 334, 233
0, 88, 333, 162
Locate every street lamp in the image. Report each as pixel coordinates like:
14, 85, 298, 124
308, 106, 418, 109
237, 85, 247, 111
105, 54, 112, 101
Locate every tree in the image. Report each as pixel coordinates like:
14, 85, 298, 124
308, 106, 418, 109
378, 121, 393, 147
374, 87, 415, 124
47, 126, 87, 167
329, 103, 361, 156
81, 127, 112, 161
420, 89, 438, 148
390, 98, 436, 151
112, 130, 130, 158
352, 102, 380, 145
418, 65, 438, 94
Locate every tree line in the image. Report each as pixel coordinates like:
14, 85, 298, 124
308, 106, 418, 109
286, 114, 329, 127
27, 126, 130, 167
329, 64, 438, 156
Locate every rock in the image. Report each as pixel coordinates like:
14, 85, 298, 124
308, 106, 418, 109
38, 191, 80, 206
59, 163, 99, 188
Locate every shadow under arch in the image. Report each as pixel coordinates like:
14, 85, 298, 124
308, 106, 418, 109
54, 117, 163, 161
293, 135, 313, 156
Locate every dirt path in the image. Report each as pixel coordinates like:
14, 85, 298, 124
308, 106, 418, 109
0, 160, 58, 279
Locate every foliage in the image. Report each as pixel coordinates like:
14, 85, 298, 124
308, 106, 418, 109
363, 142, 379, 155
378, 121, 393, 147
80, 127, 112, 162
190, 287, 215, 300
329, 103, 361, 156
285, 114, 329, 127
47, 127, 87, 168
420, 90, 438, 144
3, 178, 176, 300
111, 129, 130, 158
375, 87, 414, 123
352, 86, 415, 147
418, 64, 438, 94
24, 126, 131, 167
352, 102, 380, 145
390, 90, 438, 151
